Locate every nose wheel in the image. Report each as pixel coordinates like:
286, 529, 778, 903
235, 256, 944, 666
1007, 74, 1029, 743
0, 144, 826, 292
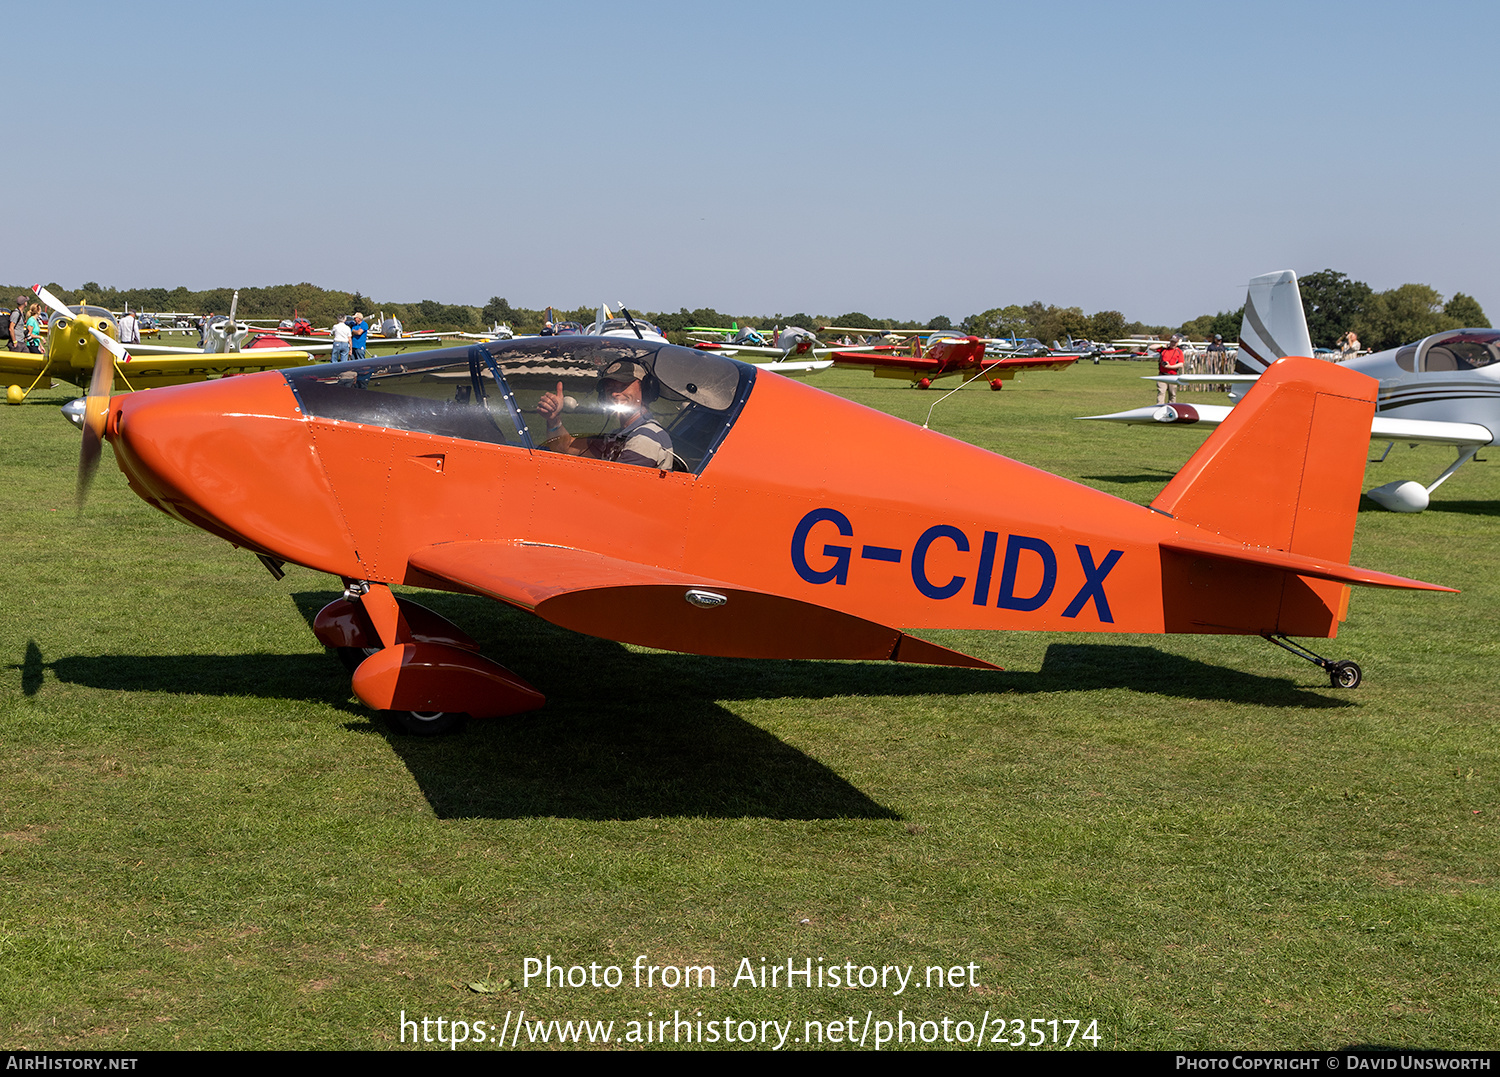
386, 710, 466, 736
1263, 634, 1363, 688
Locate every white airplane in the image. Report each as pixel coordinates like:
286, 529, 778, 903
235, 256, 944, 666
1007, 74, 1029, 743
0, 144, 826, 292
1083, 270, 1497, 512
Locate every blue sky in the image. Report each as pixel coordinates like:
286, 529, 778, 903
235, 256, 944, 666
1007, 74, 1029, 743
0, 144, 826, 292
14, 0, 1497, 325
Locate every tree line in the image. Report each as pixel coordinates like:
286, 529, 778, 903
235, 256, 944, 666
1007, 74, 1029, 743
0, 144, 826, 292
7, 271, 1489, 352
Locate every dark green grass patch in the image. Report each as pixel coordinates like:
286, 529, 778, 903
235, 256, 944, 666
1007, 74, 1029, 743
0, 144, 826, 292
0, 364, 1495, 1050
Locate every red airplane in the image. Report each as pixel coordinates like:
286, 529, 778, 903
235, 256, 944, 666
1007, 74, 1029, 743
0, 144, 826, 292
827, 333, 1078, 390
65, 326, 1451, 734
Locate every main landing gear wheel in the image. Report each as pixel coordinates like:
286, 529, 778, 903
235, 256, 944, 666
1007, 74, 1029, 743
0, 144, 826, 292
385, 710, 466, 736
337, 646, 379, 672
916, 378, 932, 390
1329, 661, 1362, 689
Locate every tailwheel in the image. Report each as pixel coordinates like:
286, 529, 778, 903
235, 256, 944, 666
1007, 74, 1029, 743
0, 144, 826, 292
1264, 634, 1365, 689
385, 710, 466, 736
1329, 661, 1362, 690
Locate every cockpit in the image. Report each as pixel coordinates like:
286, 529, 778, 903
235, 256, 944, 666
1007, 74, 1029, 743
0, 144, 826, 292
49, 305, 117, 335
283, 337, 756, 475
1393, 329, 1500, 373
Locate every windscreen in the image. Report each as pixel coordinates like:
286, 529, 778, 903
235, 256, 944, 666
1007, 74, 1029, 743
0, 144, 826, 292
283, 338, 755, 474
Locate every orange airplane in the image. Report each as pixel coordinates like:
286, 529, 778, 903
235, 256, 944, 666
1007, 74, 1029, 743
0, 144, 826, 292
58, 306, 1452, 733
827, 333, 1077, 390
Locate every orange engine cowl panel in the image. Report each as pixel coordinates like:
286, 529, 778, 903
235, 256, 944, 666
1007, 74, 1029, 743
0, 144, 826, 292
110, 372, 362, 576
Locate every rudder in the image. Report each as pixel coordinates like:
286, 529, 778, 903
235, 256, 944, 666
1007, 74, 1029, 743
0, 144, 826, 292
1152, 357, 1377, 636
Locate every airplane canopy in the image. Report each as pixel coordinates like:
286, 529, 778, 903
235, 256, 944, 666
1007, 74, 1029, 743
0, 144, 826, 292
1395, 329, 1500, 373
283, 337, 756, 475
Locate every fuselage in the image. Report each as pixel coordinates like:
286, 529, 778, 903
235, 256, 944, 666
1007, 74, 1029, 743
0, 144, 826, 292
1228, 329, 1500, 436
104, 338, 1311, 640
1348, 329, 1500, 433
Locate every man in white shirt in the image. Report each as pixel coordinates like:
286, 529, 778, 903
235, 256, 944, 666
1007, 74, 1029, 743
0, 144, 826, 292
331, 317, 352, 363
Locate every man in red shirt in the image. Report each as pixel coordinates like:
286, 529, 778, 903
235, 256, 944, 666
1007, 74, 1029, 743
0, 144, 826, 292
1157, 334, 1185, 405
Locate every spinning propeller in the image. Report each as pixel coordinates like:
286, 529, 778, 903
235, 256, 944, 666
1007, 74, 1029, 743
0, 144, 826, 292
32, 284, 126, 505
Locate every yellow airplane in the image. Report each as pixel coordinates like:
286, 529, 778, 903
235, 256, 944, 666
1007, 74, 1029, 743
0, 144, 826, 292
4, 286, 323, 403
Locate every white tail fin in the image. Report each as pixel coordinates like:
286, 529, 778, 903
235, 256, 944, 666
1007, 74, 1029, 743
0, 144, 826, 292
1237, 270, 1313, 374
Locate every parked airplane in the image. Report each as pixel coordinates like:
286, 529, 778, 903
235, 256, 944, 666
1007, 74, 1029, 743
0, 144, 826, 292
1083, 271, 1496, 511
828, 333, 1078, 390
2, 287, 323, 405
64, 330, 1452, 733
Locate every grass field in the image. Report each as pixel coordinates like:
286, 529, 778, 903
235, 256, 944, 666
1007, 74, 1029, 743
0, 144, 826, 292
1, 360, 1495, 1051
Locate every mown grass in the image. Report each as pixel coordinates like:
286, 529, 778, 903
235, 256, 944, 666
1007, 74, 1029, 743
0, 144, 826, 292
0, 361, 1495, 1050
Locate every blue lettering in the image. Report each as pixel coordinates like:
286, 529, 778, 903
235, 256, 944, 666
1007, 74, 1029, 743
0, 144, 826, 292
791, 508, 853, 585
995, 535, 1056, 612
911, 525, 969, 600
1061, 546, 1123, 622
972, 530, 999, 606
861, 545, 902, 563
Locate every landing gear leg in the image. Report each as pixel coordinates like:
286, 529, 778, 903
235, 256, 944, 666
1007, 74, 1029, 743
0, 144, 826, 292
1262, 634, 1362, 688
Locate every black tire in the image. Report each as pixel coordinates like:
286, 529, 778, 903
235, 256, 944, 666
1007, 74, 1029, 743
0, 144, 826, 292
385, 710, 466, 736
1329, 661, 1362, 689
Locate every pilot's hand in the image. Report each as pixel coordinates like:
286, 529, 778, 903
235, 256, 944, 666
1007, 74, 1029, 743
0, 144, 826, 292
537, 381, 564, 424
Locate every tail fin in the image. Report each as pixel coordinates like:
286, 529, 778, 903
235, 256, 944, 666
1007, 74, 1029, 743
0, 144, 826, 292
1152, 356, 1378, 636
1236, 270, 1313, 376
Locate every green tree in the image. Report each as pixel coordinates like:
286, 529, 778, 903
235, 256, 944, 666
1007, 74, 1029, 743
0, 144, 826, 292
1444, 292, 1490, 328
1086, 310, 1127, 341
1358, 283, 1456, 351
1298, 269, 1373, 349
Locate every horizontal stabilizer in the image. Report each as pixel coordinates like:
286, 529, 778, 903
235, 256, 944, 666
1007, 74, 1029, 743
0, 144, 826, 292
1147, 374, 1262, 384
1370, 416, 1492, 447
1160, 539, 1456, 593
1079, 404, 1233, 426
408, 540, 1000, 670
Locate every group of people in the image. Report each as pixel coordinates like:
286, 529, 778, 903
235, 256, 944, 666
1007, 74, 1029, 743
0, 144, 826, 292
7, 295, 43, 353
330, 312, 368, 364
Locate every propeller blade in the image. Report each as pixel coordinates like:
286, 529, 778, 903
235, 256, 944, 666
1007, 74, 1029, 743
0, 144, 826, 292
33, 284, 132, 364
31, 284, 73, 320
75, 337, 116, 507
77, 421, 102, 506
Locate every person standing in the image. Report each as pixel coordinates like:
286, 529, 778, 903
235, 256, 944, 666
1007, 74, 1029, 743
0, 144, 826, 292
330, 315, 352, 363
118, 309, 140, 345
1156, 334, 1185, 405
1204, 333, 1228, 376
24, 303, 43, 353
349, 312, 368, 361
8, 295, 26, 352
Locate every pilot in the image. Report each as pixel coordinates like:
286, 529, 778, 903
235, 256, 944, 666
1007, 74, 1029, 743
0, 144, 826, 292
537, 359, 674, 469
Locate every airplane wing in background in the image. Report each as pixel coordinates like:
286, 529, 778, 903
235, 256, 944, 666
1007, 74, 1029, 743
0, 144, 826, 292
1081, 401, 1493, 448
981, 355, 1079, 374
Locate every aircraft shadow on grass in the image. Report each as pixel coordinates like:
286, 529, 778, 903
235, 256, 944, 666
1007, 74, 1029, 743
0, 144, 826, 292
16, 591, 1349, 821
1079, 469, 1178, 486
